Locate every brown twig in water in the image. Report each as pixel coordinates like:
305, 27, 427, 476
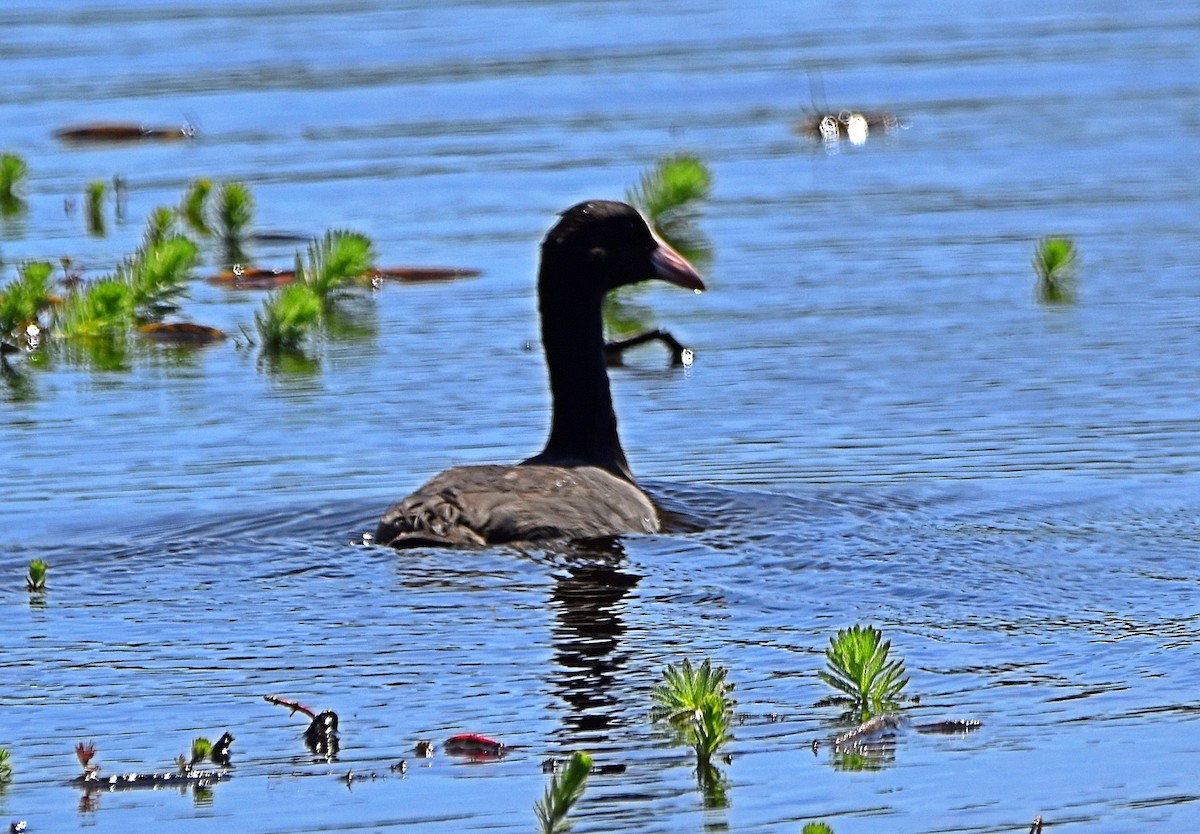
264, 694, 318, 720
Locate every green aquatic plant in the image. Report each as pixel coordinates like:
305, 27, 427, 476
818, 625, 909, 719
1035, 236, 1078, 304
190, 736, 212, 766
216, 181, 254, 265
255, 282, 322, 352
0, 746, 12, 783
534, 751, 591, 834
142, 206, 180, 249
802, 823, 835, 834
86, 180, 107, 236
0, 152, 28, 215
254, 230, 376, 354
180, 177, 214, 237
626, 153, 713, 261
0, 261, 54, 345
25, 559, 47, 592
650, 658, 734, 762
298, 230, 375, 302
58, 235, 198, 338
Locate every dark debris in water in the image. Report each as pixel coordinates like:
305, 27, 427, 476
72, 769, 230, 791
54, 122, 197, 143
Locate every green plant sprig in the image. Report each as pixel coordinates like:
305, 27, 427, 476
25, 559, 47, 592
0, 746, 12, 783
534, 750, 591, 834
818, 624, 909, 720
1034, 236, 1078, 304
626, 154, 713, 261
254, 230, 376, 355
0, 262, 54, 345
217, 181, 253, 265
650, 658, 734, 762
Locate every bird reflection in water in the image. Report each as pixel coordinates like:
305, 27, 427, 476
547, 538, 641, 743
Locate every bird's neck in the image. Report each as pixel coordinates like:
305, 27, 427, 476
529, 273, 633, 481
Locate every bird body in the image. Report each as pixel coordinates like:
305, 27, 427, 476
376, 200, 703, 548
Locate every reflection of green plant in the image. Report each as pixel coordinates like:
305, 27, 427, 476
86, 180, 107, 236
25, 559, 47, 592
534, 751, 591, 834
0, 152, 28, 215
650, 658, 734, 762
216, 181, 254, 265
819, 625, 908, 719
255, 230, 375, 355
1035, 236, 1078, 304
0, 746, 12, 783
626, 154, 713, 261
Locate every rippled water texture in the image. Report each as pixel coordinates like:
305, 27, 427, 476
3, 1, 1200, 832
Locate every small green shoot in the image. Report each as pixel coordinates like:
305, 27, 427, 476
25, 559, 47, 592
650, 658, 734, 762
180, 178, 214, 237
0, 152, 28, 214
802, 823, 835, 834
58, 234, 198, 338
534, 751, 591, 834
216, 181, 253, 265
254, 230, 376, 355
300, 230, 375, 301
0, 746, 12, 783
255, 282, 322, 352
190, 736, 212, 765
86, 180, 107, 236
627, 154, 713, 261
1035, 236, 1078, 304
818, 625, 909, 720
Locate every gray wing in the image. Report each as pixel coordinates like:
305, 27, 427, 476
375, 464, 660, 548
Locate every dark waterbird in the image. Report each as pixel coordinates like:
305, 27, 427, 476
376, 200, 704, 548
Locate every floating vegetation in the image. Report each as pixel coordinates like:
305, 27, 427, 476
0, 261, 54, 352
0, 152, 28, 215
1035, 236, 1078, 304
54, 121, 196, 143
802, 823, 835, 834
25, 559, 47, 592
254, 230, 375, 355
818, 625, 910, 721
627, 153, 713, 262
534, 750, 591, 834
58, 235, 199, 339
180, 178, 214, 237
179, 732, 233, 771
216, 181, 254, 266
0, 746, 12, 783
650, 658, 734, 762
